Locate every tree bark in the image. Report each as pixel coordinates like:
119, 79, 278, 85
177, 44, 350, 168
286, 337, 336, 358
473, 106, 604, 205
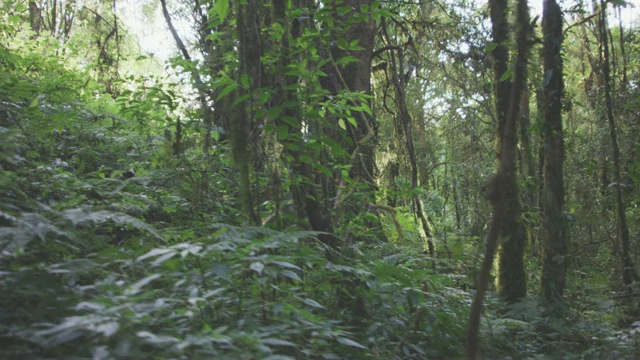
28, 1, 42, 34
540, 0, 568, 307
235, 0, 261, 225
159, 0, 215, 154
490, 0, 528, 304
380, 25, 435, 262
466, 0, 530, 357
318, 0, 383, 242
270, 0, 337, 248
598, 0, 636, 290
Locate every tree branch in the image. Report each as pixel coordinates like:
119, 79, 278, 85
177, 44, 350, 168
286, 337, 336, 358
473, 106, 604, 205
159, 0, 191, 61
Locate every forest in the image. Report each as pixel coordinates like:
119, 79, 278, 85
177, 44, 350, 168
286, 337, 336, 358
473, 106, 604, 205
1, 0, 640, 358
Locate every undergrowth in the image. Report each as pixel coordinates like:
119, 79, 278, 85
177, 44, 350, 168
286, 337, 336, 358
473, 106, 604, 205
2, 42, 639, 360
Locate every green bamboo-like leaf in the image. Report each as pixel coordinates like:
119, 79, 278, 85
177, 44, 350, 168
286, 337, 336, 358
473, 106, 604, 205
336, 337, 367, 349
263, 338, 296, 347
62, 208, 162, 240
263, 356, 296, 360
137, 331, 180, 344
217, 83, 237, 101
300, 297, 325, 309
280, 270, 302, 282
125, 273, 162, 295
270, 260, 301, 270
137, 248, 173, 262
500, 68, 513, 82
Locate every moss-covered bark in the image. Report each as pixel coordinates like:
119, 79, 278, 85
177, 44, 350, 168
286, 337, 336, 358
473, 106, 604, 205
540, 0, 568, 306
466, 0, 530, 357
490, 0, 528, 304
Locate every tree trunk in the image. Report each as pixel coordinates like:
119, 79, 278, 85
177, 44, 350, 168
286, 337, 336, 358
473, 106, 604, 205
518, 87, 536, 207
466, 0, 530, 357
489, 0, 527, 304
380, 23, 435, 262
235, 0, 261, 225
267, 0, 337, 248
159, 0, 216, 153
318, 0, 384, 242
540, 0, 568, 307
28, 1, 42, 34
598, 0, 636, 290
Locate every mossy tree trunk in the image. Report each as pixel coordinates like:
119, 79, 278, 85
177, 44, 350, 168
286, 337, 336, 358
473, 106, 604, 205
235, 0, 261, 225
540, 0, 568, 307
269, 0, 337, 248
318, 0, 385, 243
489, 0, 528, 304
598, 0, 636, 291
379, 21, 435, 262
466, 0, 530, 357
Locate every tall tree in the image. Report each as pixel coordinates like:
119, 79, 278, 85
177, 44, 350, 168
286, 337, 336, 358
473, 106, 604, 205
598, 0, 636, 290
269, 0, 337, 247
234, 0, 261, 224
540, 0, 568, 307
317, 0, 383, 242
466, 0, 530, 356
160, 0, 229, 217
379, 19, 435, 261
490, 0, 528, 303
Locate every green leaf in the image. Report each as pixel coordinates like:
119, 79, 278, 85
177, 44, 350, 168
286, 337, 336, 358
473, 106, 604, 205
137, 331, 180, 345
284, 142, 300, 151
263, 338, 296, 347
281, 116, 301, 128
210, 0, 230, 24
232, 94, 251, 106
240, 73, 250, 88
354, 102, 372, 116
499, 68, 513, 82
268, 106, 282, 119
299, 154, 312, 164
250, 261, 265, 275
277, 125, 289, 140
29, 96, 39, 108
263, 356, 296, 360
300, 298, 325, 309
125, 273, 162, 295
336, 337, 367, 349
322, 137, 349, 157
485, 42, 499, 52
151, 251, 178, 266
137, 248, 173, 262
336, 55, 360, 67
62, 209, 163, 240
280, 270, 302, 282
338, 119, 347, 130
217, 83, 237, 101
270, 261, 301, 270
314, 163, 333, 177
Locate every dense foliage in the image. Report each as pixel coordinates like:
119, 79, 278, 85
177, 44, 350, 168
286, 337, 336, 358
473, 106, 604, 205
1, 0, 640, 359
